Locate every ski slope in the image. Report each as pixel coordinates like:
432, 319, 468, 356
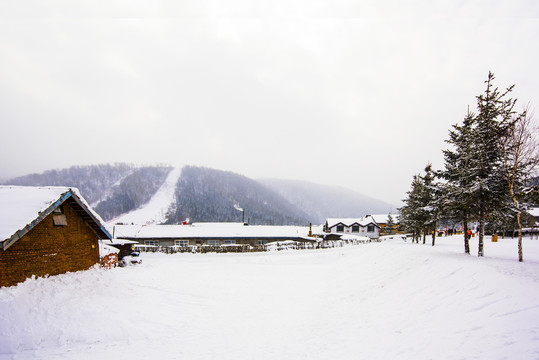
1, 235, 539, 359
110, 167, 182, 225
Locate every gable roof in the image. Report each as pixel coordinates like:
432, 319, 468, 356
325, 217, 380, 228
0, 186, 111, 250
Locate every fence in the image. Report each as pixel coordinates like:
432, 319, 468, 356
133, 237, 377, 254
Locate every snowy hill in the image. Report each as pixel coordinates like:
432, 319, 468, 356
1, 235, 538, 359
3, 164, 391, 225
108, 167, 181, 225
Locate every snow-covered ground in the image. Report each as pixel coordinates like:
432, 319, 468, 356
2, 235, 539, 360
110, 167, 182, 225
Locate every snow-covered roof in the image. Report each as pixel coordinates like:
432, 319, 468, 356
325, 217, 380, 228
109, 238, 138, 245
367, 214, 400, 224
528, 208, 539, 218
113, 223, 317, 242
0, 186, 111, 250
98, 241, 120, 257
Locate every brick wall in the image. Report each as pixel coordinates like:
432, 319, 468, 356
0, 198, 101, 287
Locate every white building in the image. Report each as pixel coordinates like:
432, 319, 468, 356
324, 217, 380, 239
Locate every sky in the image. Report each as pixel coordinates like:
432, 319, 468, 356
1, 0, 538, 205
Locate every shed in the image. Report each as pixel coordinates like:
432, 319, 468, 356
0, 186, 111, 287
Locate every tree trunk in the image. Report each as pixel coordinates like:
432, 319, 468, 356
517, 210, 523, 262
423, 229, 426, 244
464, 221, 470, 254
509, 181, 524, 262
478, 212, 484, 257
432, 222, 437, 246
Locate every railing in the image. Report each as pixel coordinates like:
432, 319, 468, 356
133, 238, 377, 254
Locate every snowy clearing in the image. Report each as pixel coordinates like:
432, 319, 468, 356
1, 235, 539, 360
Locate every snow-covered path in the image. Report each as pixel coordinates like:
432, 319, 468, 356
110, 167, 182, 225
1, 236, 539, 359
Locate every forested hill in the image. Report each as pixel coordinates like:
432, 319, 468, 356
167, 166, 311, 225
3, 163, 393, 225
4, 164, 137, 204
4, 164, 173, 221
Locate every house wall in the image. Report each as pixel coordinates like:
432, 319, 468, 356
328, 225, 379, 239
0, 200, 100, 287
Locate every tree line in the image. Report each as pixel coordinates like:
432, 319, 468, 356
399, 72, 539, 261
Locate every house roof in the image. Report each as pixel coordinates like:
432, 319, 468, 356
113, 224, 317, 242
0, 186, 111, 250
325, 217, 380, 228
527, 208, 539, 218
367, 214, 400, 224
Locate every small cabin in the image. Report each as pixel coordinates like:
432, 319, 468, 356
0, 186, 111, 287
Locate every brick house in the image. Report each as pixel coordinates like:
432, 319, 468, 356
0, 186, 111, 287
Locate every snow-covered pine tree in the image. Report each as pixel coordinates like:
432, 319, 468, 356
399, 174, 424, 243
385, 213, 395, 235
421, 163, 441, 246
399, 166, 436, 244
441, 111, 477, 254
470, 72, 515, 257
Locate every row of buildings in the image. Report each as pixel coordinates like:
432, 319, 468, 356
0, 185, 394, 287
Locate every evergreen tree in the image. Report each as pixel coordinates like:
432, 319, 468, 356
385, 213, 395, 235
399, 174, 425, 243
440, 111, 477, 254
420, 163, 442, 246
442, 72, 515, 256
470, 72, 515, 256
399, 165, 439, 244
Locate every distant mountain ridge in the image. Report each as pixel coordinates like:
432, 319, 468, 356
260, 179, 394, 224
3, 163, 394, 225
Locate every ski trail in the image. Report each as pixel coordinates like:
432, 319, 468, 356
111, 167, 182, 225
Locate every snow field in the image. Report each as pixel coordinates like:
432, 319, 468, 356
1, 235, 539, 359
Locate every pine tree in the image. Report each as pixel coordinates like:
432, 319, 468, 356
385, 212, 395, 235
399, 164, 439, 244
421, 163, 441, 246
442, 72, 515, 256
441, 111, 477, 254
470, 72, 515, 256
399, 174, 424, 243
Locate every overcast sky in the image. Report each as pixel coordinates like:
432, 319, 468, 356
1, 0, 538, 205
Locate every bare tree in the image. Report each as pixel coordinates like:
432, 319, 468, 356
501, 105, 539, 262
